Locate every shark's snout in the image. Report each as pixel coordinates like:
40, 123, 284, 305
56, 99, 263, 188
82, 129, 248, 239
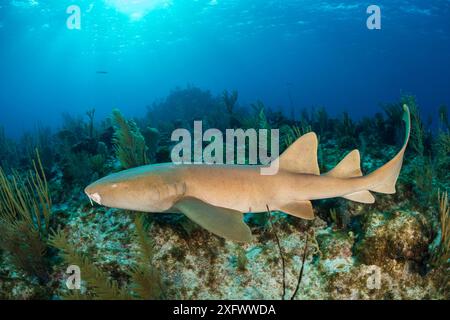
88, 192, 102, 205
85, 184, 103, 205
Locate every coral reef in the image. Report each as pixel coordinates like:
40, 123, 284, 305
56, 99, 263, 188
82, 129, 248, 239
0, 88, 448, 300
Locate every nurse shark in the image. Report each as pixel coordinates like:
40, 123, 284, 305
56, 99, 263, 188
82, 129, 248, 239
85, 105, 411, 242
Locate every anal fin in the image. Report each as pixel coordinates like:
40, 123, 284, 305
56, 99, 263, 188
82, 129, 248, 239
173, 197, 253, 242
279, 201, 315, 220
343, 191, 375, 204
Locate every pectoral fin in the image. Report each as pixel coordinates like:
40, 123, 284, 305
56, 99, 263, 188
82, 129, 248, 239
280, 201, 315, 220
173, 197, 253, 242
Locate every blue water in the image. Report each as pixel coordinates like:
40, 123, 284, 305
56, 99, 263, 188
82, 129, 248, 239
0, 0, 449, 137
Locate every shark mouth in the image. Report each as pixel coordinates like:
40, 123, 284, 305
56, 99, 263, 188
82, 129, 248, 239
88, 193, 102, 206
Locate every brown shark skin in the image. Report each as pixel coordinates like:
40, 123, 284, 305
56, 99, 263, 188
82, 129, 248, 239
85, 105, 410, 241
176, 164, 370, 212
85, 163, 369, 213
86, 134, 406, 214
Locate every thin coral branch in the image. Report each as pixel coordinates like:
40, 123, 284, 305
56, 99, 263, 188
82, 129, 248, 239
291, 233, 309, 300
437, 190, 449, 264
266, 205, 286, 300
439, 190, 449, 245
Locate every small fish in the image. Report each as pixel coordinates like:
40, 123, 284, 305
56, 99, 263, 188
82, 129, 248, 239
96, 71, 109, 74
85, 105, 411, 242
86, 3, 94, 13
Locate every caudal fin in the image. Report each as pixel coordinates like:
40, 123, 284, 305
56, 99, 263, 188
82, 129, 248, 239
366, 105, 411, 194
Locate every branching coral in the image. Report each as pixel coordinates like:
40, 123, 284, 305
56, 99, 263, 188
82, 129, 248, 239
0, 126, 18, 169
49, 229, 131, 300
242, 101, 270, 130
86, 108, 96, 139
413, 157, 434, 202
329, 208, 349, 230
435, 128, 450, 183
403, 95, 426, 157
148, 86, 220, 127
112, 109, 149, 169
0, 150, 52, 283
222, 90, 240, 128
314, 107, 329, 136
282, 124, 312, 150
336, 112, 358, 148
435, 111, 449, 192
266, 206, 310, 300
128, 214, 166, 300
142, 127, 160, 163
235, 246, 248, 272
431, 190, 450, 267
49, 214, 166, 300
438, 105, 449, 132
222, 90, 238, 115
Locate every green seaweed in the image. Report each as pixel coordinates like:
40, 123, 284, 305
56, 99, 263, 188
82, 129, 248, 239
49, 214, 166, 300
49, 229, 131, 300
430, 190, 449, 267
128, 214, 166, 300
282, 124, 312, 150
85, 108, 96, 139
112, 109, 149, 169
236, 245, 248, 272
222, 90, 238, 115
0, 126, 18, 169
0, 150, 52, 284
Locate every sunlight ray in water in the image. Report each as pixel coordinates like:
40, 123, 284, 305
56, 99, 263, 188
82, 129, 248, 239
104, 0, 171, 20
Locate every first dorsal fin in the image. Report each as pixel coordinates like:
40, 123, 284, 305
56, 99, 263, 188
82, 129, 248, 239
279, 132, 320, 175
325, 150, 362, 178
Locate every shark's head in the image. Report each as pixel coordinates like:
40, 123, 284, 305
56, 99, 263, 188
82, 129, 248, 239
84, 166, 181, 212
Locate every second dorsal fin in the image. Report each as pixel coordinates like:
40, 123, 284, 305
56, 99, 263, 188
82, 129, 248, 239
325, 150, 362, 178
279, 132, 320, 175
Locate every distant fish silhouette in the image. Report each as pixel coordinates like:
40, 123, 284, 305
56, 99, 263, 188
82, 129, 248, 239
96, 71, 109, 74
